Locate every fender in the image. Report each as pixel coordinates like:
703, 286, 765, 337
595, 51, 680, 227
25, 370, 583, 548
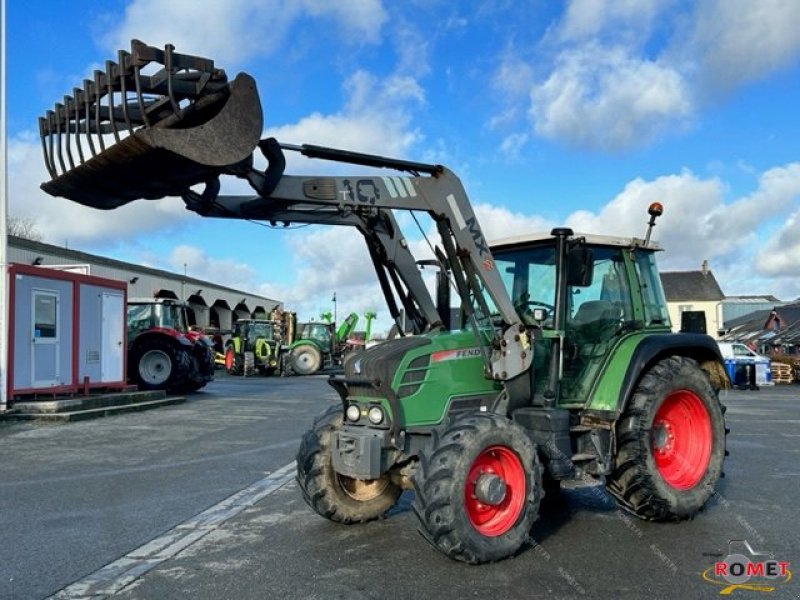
131, 329, 193, 349
616, 333, 726, 414
228, 338, 242, 354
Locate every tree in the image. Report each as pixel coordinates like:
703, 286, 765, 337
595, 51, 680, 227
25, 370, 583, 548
7, 216, 43, 242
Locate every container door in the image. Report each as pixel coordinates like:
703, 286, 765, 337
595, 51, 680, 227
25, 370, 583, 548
31, 290, 60, 386
101, 292, 125, 382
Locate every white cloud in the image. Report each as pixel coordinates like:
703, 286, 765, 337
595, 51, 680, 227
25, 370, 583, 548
493, 0, 800, 151
680, 0, 800, 95
529, 44, 692, 151
498, 133, 529, 160
101, 0, 386, 69
477, 203, 553, 241
166, 245, 260, 292
756, 208, 800, 279
565, 163, 800, 273
266, 70, 423, 171
557, 0, 668, 44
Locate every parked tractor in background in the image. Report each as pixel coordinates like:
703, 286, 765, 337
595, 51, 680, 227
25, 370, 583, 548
288, 312, 360, 375
39, 41, 729, 565
126, 298, 215, 393
224, 319, 281, 375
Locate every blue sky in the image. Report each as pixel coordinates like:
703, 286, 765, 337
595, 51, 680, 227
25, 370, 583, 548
6, 0, 800, 333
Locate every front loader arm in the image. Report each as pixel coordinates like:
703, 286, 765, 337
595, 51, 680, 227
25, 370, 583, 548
185, 141, 532, 380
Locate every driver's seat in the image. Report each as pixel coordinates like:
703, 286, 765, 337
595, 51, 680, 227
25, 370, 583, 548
571, 300, 621, 346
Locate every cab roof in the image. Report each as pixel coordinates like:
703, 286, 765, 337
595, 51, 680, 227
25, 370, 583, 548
489, 231, 662, 251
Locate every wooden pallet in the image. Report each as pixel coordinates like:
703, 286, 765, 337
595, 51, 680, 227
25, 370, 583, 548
771, 363, 794, 384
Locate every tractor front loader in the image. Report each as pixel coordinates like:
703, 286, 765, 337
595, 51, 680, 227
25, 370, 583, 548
40, 41, 729, 564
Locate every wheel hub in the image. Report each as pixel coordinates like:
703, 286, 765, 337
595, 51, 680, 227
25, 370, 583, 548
464, 446, 526, 537
473, 473, 507, 506
651, 389, 712, 489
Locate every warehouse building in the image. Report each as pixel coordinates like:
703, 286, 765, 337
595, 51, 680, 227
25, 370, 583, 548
8, 235, 281, 331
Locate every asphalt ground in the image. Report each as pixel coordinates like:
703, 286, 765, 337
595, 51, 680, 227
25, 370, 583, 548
2, 376, 799, 599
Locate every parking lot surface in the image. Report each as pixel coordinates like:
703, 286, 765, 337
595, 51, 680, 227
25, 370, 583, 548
2, 377, 798, 599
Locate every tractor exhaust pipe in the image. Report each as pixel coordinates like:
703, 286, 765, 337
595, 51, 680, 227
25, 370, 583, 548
38, 40, 263, 209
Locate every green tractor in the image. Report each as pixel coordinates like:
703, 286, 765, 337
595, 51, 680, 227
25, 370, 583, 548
224, 319, 280, 376
287, 313, 360, 376
38, 41, 729, 564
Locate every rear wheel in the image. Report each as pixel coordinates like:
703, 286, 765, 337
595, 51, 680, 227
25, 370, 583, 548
412, 412, 542, 564
131, 338, 192, 393
296, 406, 401, 522
606, 356, 726, 520
292, 344, 322, 375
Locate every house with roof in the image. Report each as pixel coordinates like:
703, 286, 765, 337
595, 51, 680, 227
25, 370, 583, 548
659, 260, 725, 338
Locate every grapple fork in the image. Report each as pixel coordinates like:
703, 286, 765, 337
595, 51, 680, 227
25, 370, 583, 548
38, 40, 263, 209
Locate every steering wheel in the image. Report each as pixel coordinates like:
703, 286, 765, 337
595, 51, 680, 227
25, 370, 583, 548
514, 293, 555, 326
514, 292, 554, 312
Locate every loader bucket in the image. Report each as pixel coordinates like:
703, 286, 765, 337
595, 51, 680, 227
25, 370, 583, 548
38, 40, 263, 209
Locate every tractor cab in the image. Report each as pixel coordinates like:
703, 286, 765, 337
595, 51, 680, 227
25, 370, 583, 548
126, 297, 190, 338
297, 322, 333, 353
486, 230, 671, 404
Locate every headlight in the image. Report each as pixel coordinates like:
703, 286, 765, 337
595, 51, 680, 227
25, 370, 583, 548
367, 406, 384, 425
346, 405, 361, 422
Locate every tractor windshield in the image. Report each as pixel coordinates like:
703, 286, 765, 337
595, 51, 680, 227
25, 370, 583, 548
490, 245, 558, 327
155, 303, 188, 332
252, 322, 274, 339
127, 304, 155, 337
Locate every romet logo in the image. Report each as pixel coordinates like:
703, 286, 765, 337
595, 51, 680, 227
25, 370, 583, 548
702, 540, 791, 594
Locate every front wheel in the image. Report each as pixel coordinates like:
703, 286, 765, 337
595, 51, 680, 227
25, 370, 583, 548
412, 412, 542, 564
606, 356, 727, 520
296, 406, 401, 523
225, 346, 242, 375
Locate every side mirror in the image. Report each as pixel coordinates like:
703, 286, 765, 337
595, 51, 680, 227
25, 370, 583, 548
567, 246, 594, 287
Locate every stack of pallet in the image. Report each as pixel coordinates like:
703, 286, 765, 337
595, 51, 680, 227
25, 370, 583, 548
771, 362, 794, 384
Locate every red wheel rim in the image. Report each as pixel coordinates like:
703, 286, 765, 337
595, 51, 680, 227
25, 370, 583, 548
225, 350, 234, 370
651, 390, 712, 489
464, 445, 526, 536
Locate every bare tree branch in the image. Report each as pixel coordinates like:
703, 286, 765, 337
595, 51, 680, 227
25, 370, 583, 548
7, 216, 43, 242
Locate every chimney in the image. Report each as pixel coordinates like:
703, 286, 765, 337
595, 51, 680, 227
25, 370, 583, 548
701, 259, 709, 275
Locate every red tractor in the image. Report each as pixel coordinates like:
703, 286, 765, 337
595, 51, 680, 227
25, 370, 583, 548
126, 298, 215, 393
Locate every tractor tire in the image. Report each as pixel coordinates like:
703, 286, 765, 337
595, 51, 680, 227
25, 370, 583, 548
605, 356, 727, 521
412, 412, 542, 564
131, 338, 193, 393
291, 344, 322, 376
225, 346, 243, 375
178, 355, 209, 393
296, 406, 401, 523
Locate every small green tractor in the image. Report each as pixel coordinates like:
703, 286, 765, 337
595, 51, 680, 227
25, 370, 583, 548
288, 313, 360, 375
39, 41, 729, 564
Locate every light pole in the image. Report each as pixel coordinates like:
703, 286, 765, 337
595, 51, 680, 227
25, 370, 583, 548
332, 292, 337, 326
0, 0, 9, 412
